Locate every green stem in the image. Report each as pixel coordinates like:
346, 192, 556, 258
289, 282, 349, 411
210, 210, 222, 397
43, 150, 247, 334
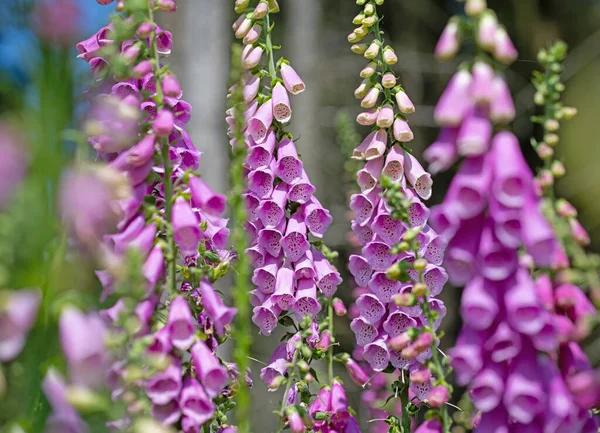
265, 13, 277, 81
277, 351, 299, 433
229, 43, 252, 433
327, 299, 334, 383
400, 379, 411, 433
149, 4, 177, 294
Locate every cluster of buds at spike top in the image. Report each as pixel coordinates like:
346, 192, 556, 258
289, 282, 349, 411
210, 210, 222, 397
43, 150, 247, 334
45, 2, 245, 432
346, 2, 451, 418
229, 3, 341, 337
427, 6, 599, 432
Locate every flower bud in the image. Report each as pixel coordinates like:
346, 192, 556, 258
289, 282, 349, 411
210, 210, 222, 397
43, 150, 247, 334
465, 0, 486, 16
254, 1, 268, 18
360, 61, 377, 78
244, 25, 262, 45
354, 79, 372, 99
427, 386, 450, 408
304, 373, 315, 383
347, 32, 364, 44
297, 360, 310, 373
477, 12, 497, 50
569, 218, 590, 246
556, 199, 577, 218
494, 27, 518, 64
562, 106, 578, 119
364, 3, 374, 15
412, 282, 428, 297
333, 298, 347, 316
268, 0, 280, 13
361, 87, 380, 109
157, 0, 176, 12
413, 332, 433, 351
234, 0, 250, 13
162, 74, 182, 98
235, 17, 253, 39
153, 109, 175, 137
364, 42, 380, 59
536, 143, 553, 160
395, 90, 415, 114
123, 44, 141, 62
518, 253, 535, 270
137, 22, 155, 39
377, 104, 394, 128
382, 46, 398, 65
389, 332, 412, 351
435, 20, 460, 60
400, 344, 417, 359
362, 15, 377, 27
351, 44, 368, 55
66, 386, 108, 414
269, 375, 285, 390
551, 160, 566, 178
534, 92, 545, 105
544, 119, 560, 132
536, 169, 554, 188
409, 366, 431, 384
393, 292, 417, 307
353, 13, 366, 25
354, 25, 369, 38
545, 133, 559, 146
344, 358, 370, 387
133, 60, 153, 78
356, 108, 379, 126
382, 72, 397, 88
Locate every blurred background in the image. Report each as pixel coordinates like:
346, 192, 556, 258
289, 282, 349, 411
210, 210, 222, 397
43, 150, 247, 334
2, 0, 600, 431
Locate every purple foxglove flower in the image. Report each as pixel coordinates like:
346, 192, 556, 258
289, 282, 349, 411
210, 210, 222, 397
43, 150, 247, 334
494, 27, 518, 64
242, 45, 264, 70
376, 104, 394, 128
182, 416, 201, 433
287, 407, 306, 433
470, 363, 506, 413
445, 214, 485, 286
423, 229, 447, 266
247, 130, 276, 170
172, 198, 201, 256
471, 62, 495, 104
357, 157, 384, 192
252, 255, 280, 294
485, 321, 521, 363
521, 197, 557, 267
567, 369, 600, 410
191, 341, 229, 397
303, 198, 333, 238
393, 118, 414, 142
383, 309, 417, 337
350, 317, 379, 347
288, 170, 316, 204
344, 358, 369, 387
153, 108, 175, 137
427, 385, 449, 408
434, 70, 473, 126
243, 75, 260, 103
414, 420, 442, 433
361, 87, 380, 109
435, 20, 460, 60
313, 250, 342, 297
199, 280, 237, 337
372, 207, 405, 246
490, 76, 516, 124
59, 307, 106, 387
310, 387, 332, 427
152, 400, 181, 425
146, 361, 182, 405
128, 135, 156, 167
349, 254, 372, 288
258, 219, 285, 257
252, 297, 282, 336
371, 272, 403, 303
450, 327, 485, 386
0, 289, 41, 362
162, 74, 182, 98
352, 130, 377, 160
457, 108, 492, 156
275, 137, 303, 184
356, 293, 386, 325
280, 63, 305, 95
403, 150, 433, 200
446, 154, 492, 218
380, 145, 405, 184
357, 108, 380, 126
478, 221, 517, 281
488, 197, 521, 249
148, 326, 173, 355
362, 241, 398, 272
258, 184, 287, 228
273, 82, 292, 123
365, 129, 388, 161
189, 177, 226, 216
330, 380, 351, 429
460, 276, 499, 331
42, 368, 87, 433
293, 278, 321, 320
294, 250, 316, 280
424, 127, 458, 175
351, 220, 375, 245
248, 164, 275, 198
260, 355, 288, 387
490, 131, 533, 208
272, 264, 295, 310
473, 406, 508, 433
248, 99, 273, 143
505, 270, 546, 335
350, 187, 381, 226
503, 348, 545, 423
167, 296, 195, 350
180, 377, 215, 425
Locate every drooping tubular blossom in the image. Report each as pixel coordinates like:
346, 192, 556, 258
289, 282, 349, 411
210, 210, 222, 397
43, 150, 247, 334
53, 2, 241, 432
428, 4, 598, 432
228, 5, 340, 337
0, 289, 41, 362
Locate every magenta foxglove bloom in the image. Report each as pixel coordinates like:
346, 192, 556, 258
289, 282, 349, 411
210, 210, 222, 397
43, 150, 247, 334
0, 289, 41, 362
191, 341, 229, 398
167, 296, 196, 350
199, 280, 237, 337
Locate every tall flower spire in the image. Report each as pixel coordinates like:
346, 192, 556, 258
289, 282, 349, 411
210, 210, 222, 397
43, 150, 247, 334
346, 1, 452, 431
427, 2, 598, 431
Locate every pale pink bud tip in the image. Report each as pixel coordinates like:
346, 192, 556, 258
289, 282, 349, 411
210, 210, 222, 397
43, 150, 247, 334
153, 109, 175, 137
333, 298, 347, 316
162, 74, 182, 98
435, 21, 461, 60
427, 386, 449, 408
280, 64, 306, 95
569, 218, 590, 246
